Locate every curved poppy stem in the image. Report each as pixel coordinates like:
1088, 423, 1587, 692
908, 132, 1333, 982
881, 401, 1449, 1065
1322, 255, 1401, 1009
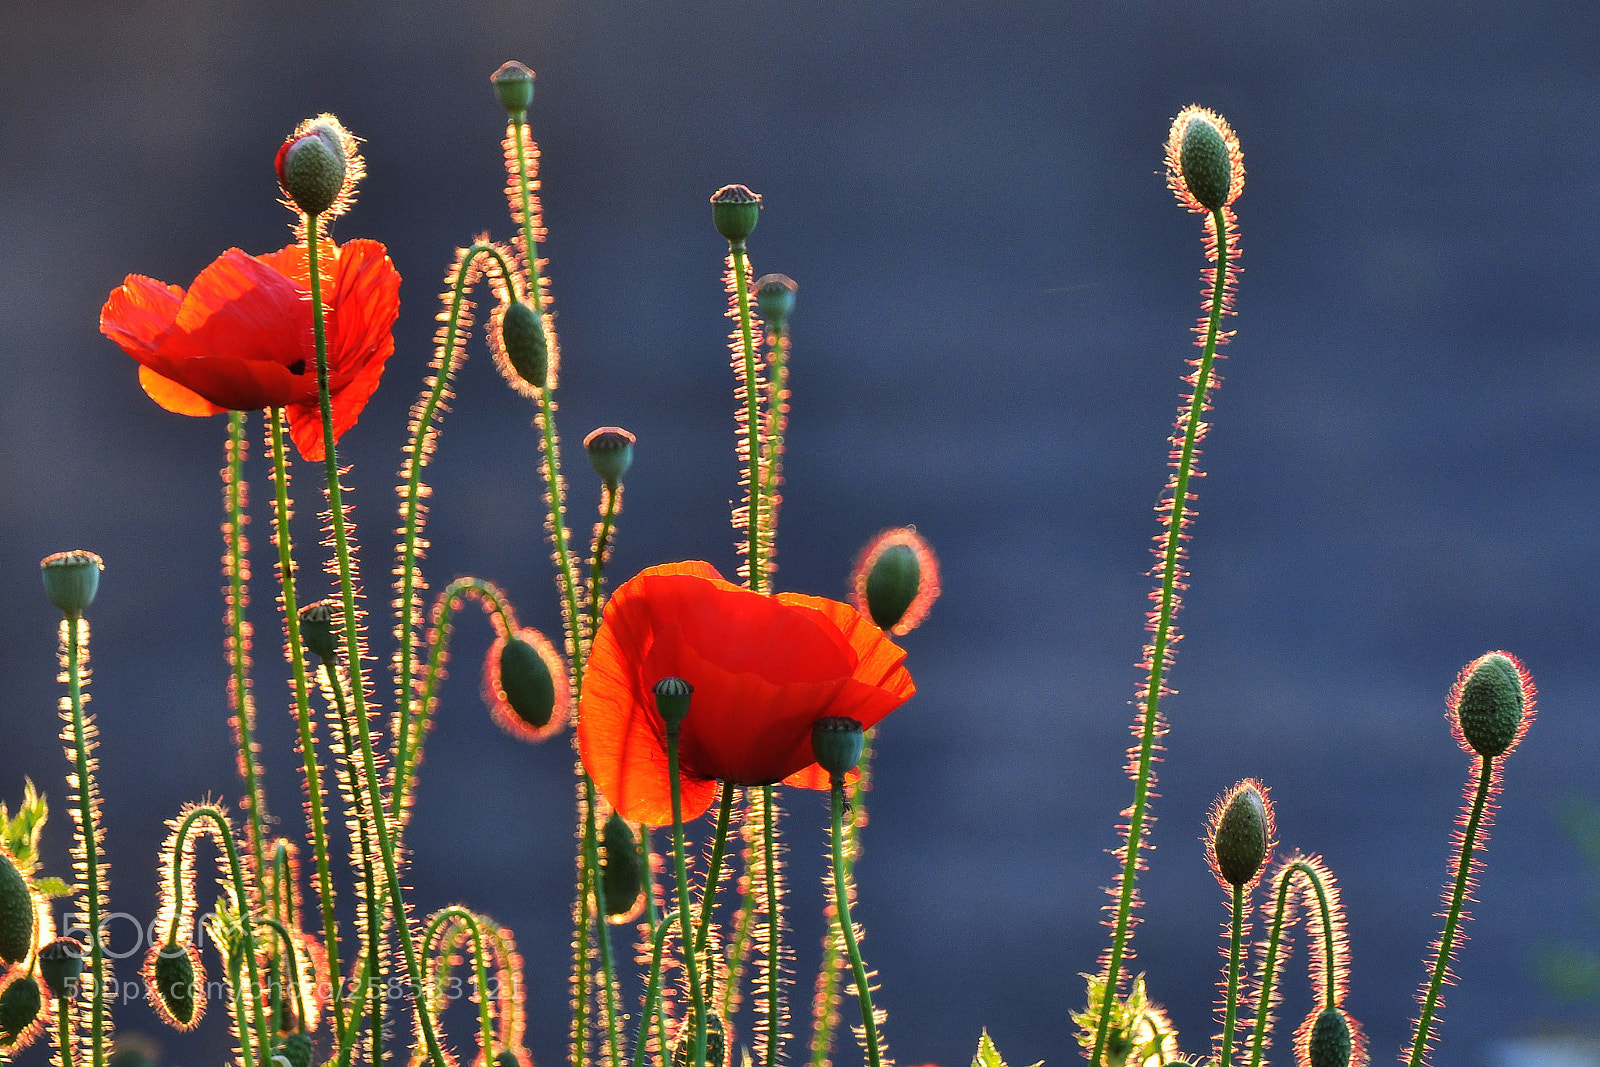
1248, 859, 1340, 1067
422, 907, 497, 1065
667, 726, 708, 1067
305, 218, 449, 1067
828, 779, 882, 1067
223, 411, 269, 886
1219, 882, 1244, 1067
1090, 205, 1231, 1067
264, 407, 346, 1049
253, 917, 309, 1034
632, 911, 679, 1067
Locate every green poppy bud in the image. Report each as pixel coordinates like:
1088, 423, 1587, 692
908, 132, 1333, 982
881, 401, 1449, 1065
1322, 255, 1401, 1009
0, 846, 35, 966
0, 972, 42, 1046
38, 938, 84, 1000
497, 635, 558, 729
498, 300, 548, 392
811, 717, 865, 781
600, 811, 644, 921
1306, 1007, 1352, 1067
1179, 115, 1231, 211
1451, 652, 1529, 759
653, 677, 693, 728
491, 61, 536, 116
41, 550, 102, 618
755, 274, 797, 332
147, 942, 203, 1029
851, 528, 940, 635
710, 185, 761, 244
1208, 780, 1273, 889
298, 601, 339, 662
275, 121, 348, 217
275, 1032, 314, 1067
584, 427, 636, 488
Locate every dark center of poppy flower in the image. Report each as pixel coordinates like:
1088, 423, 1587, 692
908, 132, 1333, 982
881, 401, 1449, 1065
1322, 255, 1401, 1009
288, 359, 307, 376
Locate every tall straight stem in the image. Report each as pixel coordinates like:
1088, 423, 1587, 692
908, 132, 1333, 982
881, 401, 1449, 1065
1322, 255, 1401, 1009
667, 728, 707, 1067
56, 997, 74, 1067
1220, 883, 1244, 1067
64, 614, 105, 1067
729, 242, 764, 593
829, 782, 881, 1067
761, 785, 780, 1067
225, 411, 269, 883
1090, 206, 1231, 1066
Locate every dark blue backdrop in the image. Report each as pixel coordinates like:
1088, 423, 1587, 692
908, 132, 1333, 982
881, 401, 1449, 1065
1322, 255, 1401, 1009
2, 4, 1598, 1067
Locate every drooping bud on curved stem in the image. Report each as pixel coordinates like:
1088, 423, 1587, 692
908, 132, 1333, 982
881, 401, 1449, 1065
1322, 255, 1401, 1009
851, 529, 941, 636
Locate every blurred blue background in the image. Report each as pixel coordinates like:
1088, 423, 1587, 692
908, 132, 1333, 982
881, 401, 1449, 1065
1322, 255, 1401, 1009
2, 3, 1598, 1066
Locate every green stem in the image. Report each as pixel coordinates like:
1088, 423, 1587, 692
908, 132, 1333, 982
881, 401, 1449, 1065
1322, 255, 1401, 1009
56, 996, 73, 1067
761, 785, 780, 1067
759, 327, 788, 511
829, 781, 882, 1067
729, 242, 765, 593
63, 614, 106, 1067
1090, 205, 1231, 1067
225, 411, 269, 885
265, 406, 346, 1048
305, 218, 448, 1067
227, 955, 257, 1067
809, 737, 871, 1067
668, 727, 707, 1067
1220, 882, 1244, 1067
392, 243, 522, 826
1246, 860, 1339, 1067
632, 912, 679, 1067
424, 908, 497, 1065
254, 917, 310, 1033
694, 787, 738, 967
1407, 758, 1495, 1067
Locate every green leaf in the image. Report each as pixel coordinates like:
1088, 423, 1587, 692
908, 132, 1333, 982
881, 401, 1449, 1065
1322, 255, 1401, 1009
972, 1029, 1041, 1067
32, 877, 71, 900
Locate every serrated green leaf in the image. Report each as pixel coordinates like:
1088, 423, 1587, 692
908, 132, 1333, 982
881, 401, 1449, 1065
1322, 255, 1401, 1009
33, 877, 71, 899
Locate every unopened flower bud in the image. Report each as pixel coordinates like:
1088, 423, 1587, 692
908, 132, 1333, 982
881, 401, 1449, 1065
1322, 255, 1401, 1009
1179, 114, 1231, 212
755, 274, 797, 332
710, 185, 761, 244
275, 1032, 314, 1067
851, 529, 940, 635
811, 717, 865, 781
0, 847, 35, 966
38, 938, 84, 1000
41, 550, 103, 617
276, 121, 348, 217
298, 601, 339, 662
495, 634, 559, 730
1451, 651, 1530, 759
498, 300, 549, 392
584, 427, 636, 488
146, 942, 203, 1029
1208, 780, 1273, 889
600, 811, 644, 922
653, 677, 693, 728
0, 972, 41, 1047
491, 61, 536, 116
1306, 1007, 1353, 1067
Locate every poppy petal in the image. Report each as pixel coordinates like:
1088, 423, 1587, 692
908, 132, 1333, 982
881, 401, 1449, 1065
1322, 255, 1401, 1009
138, 366, 226, 417
163, 248, 311, 370
100, 275, 184, 356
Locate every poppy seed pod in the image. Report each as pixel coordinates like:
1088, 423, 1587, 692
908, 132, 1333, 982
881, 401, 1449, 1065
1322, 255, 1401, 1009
276, 122, 347, 217
584, 427, 636, 488
652, 677, 693, 728
710, 185, 761, 244
1306, 1007, 1352, 1067
491, 61, 535, 116
41, 550, 103, 617
1452, 652, 1528, 759
275, 1032, 314, 1067
146, 942, 203, 1029
811, 717, 865, 781
298, 601, 339, 662
499, 300, 548, 391
496, 634, 559, 730
0, 846, 35, 966
755, 274, 798, 331
600, 811, 644, 921
1178, 113, 1232, 212
37, 938, 84, 1000
1208, 780, 1273, 889
0, 972, 42, 1047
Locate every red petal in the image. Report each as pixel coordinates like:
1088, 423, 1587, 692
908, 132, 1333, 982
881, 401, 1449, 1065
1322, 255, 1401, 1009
138, 366, 226, 417
100, 274, 183, 356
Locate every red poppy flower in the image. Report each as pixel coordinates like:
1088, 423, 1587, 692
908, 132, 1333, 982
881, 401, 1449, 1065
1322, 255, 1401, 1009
578, 561, 916, 826
100, 238, 400, 461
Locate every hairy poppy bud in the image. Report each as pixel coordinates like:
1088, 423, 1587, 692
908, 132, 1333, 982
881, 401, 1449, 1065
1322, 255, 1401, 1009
671, 1012, 726, 1067
276, 120, 348, 217
38, 938, 84, 999
1451, 652, 1529, 759
491, 61, 536, 116
298, 601, 339, 662
146, 941, 203, 1029
584, 427, 636, 488
653, 677, 693, 728
755, 274, 798, 332
600, 811, 644, 921
41, 550, 103, 617
1178, 113, 1232, 212
851, 528, 940, 635
0, 972, 42, 1047
498, 300, 549, 392
496, 634, 559, 730
1208, 780, 1273, 889
1305, 1007, 1352, 1067
0, 846, 34, 966
811, 717, 865, 781
710, 185, 761, 244
275, 1032, 314, 1067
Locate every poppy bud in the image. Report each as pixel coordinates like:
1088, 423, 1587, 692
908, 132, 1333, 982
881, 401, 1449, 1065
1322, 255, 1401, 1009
671, 1012, 727, 1067
584, 427, 636, 488
298, 601, 339, 662
1178, 112, 1231, 212
498, 300, 549, 392
146, 941, 203, 1029
491, 61, 536, 116
275, 1032, 314, 1067
496, 634, 559, 730
1452, 652, 1528, 759
493, 1052, 530, 1067
600, 811, 644, 921
1207, 780, 1273, 889
41, 550, 103, 617
811, 717, 865, 781
851, 528, 940, 636
0, 972, 42, 1046
38, 938, 84, 999
755, 274, 798, 332
710, 185, 761, 244
653, 677, 693, 728
276, 121, 348, 217
0, 847, 35, 966
1305, 1007, 1352, 1067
